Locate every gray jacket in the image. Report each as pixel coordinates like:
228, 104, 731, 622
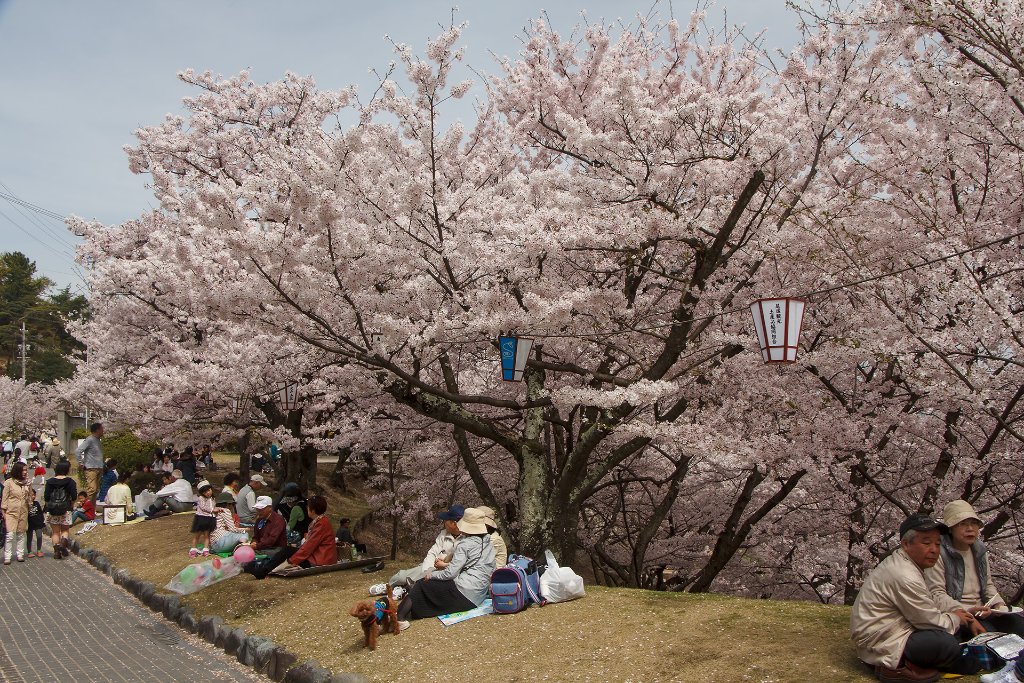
432, 534, 496, 606
924, 535, 1006, 612
236, 485, 257, 524
75, 435, 104, 469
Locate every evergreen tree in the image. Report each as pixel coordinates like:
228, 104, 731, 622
0, 252, 86, 383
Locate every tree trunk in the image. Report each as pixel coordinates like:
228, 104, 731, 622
844, 452, 868, 605
238, 429, 252, 481
513, 366, 575, 560
281, 443, 318, 493
688, 468, 806, 593
390, 513, 399, 561
329, 447, 351, 492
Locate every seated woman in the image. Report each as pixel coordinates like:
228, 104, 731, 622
104, 471, 135, 518
275, 482, 308, 545
925, 499, 1024, 637
397, 507, 496, 626
336, 517, 367, 555
210, 491, 249, 553
477, 505, 508, 567
97, 458, 118, 503
275, 495, 337, 571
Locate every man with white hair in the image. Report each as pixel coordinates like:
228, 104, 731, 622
144, 470, 196, 517
851, 513, 985, 683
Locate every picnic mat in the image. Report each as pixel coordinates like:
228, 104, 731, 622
270, 556, 385, 578
438, 599, 493, 626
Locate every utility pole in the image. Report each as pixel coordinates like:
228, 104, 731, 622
20, 321, 27, 381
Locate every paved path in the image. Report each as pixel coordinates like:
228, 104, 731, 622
0, 541, 267, 683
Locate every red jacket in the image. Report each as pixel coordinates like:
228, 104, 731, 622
289, 515, 338, 567
253, 511, 288, 550
80, 500, 96, 521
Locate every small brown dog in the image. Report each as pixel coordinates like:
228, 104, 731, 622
350, 584, 399, 650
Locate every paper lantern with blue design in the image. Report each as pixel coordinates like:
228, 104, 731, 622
499, 335, 534, 381
749, 298, 806, 363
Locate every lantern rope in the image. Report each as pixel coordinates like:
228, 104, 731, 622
430, 227, 1024, 346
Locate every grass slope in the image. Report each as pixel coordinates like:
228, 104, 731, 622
80, 517, 896, 683
77, 462, 981, 683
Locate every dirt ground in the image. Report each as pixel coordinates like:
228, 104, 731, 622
79, 510, 899, 683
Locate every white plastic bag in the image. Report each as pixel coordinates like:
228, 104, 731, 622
540, 549, 585, 603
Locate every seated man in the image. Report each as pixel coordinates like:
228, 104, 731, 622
145, 470, 196, 517
369, 504, 463, 597
243, 496, 292, 579
852, 514, 984, 682
235, 473, 266, 527
70, 492, 96, 526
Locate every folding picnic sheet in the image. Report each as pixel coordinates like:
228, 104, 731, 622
438, 599, 494, 626
270, 556, 385, 578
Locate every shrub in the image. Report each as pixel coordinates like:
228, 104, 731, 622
100, 431, 161, 474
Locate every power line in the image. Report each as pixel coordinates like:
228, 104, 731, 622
436, 227, 1024, 345
0, 182, 79, 251
0, 190, 66, 222
0, 206, 76, 258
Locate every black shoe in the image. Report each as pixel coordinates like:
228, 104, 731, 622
362, 560, 385, 573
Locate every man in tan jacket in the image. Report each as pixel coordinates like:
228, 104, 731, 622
851, 514, 984, 683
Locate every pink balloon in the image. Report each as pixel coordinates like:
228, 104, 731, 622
212, 557, 222, 569
233, 545, 255, 564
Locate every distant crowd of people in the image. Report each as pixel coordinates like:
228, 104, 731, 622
1, 422, 371, 591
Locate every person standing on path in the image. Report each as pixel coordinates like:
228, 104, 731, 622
25, 489, 46, 558
43, 437, 60, 468
44, 460, 77, 559
2, 462, 32, 564
14, 435, 31, 461
75, 422, 104, 502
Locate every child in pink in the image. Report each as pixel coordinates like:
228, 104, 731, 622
189, 481, 223, 557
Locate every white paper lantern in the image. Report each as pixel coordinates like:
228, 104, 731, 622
277, 382, 300, 411
749, 298, 806, 363
230, 396, 250, 416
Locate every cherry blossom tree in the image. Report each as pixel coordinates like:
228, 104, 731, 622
0, 378, 58, 438
67, 5, 1023, 601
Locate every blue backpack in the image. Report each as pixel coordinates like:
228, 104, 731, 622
490, 554, 545, 614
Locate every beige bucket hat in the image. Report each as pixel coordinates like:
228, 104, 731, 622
476, 505, 497, 528
943, 499, 983, 528
456, 507, 488, 535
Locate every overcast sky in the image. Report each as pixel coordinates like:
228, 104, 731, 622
0, 0, 801, 292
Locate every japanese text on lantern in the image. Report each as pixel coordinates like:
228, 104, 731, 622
768, 302, 782, 345
501, 338, 515, 362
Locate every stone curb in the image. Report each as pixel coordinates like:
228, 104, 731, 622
71, 541, 368, 683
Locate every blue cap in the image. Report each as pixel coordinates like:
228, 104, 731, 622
436, 504, 465, 521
